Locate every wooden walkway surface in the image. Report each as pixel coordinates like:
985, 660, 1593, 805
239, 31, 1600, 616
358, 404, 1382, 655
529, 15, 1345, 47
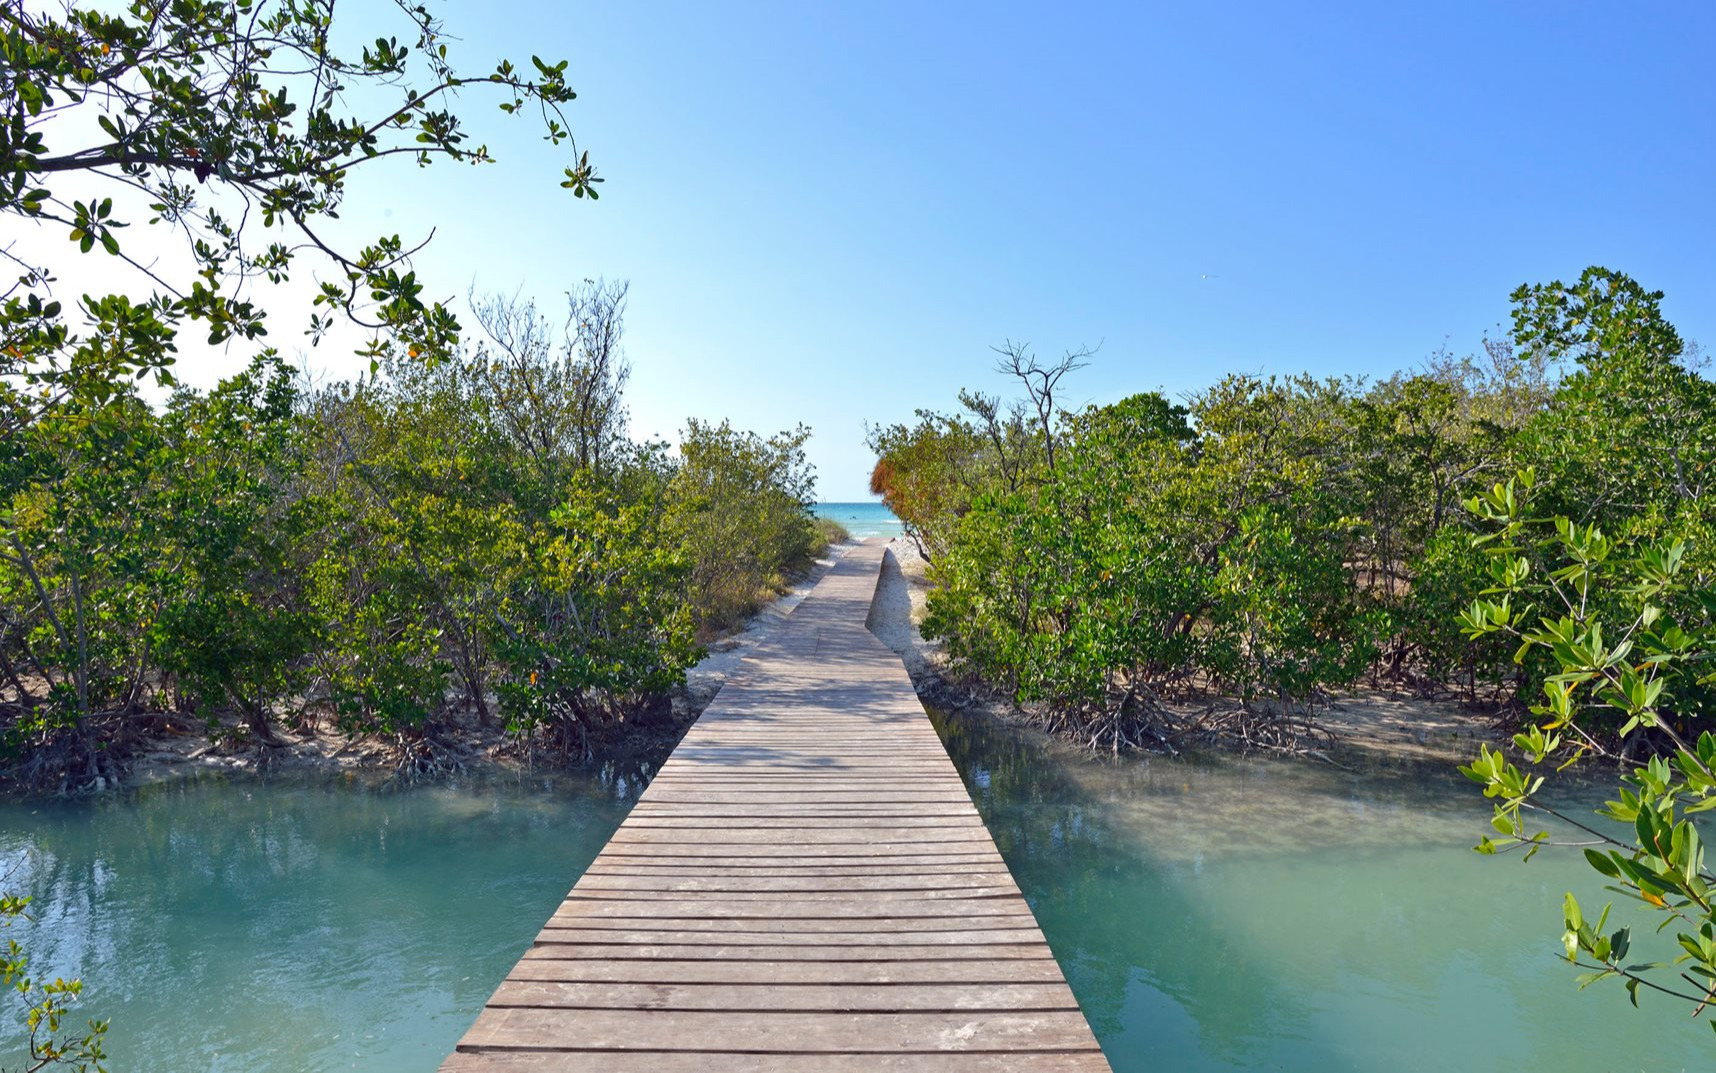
441, 541, 1112, 1071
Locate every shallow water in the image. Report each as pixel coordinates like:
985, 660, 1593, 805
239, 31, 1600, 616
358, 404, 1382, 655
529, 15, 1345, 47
931, 711, 1709, 1073
1, 722, 1707, 1072
0, 765, 651, 1072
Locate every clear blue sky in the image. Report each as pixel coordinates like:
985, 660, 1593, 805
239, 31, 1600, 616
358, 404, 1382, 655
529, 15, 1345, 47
277, 2, 1716, 499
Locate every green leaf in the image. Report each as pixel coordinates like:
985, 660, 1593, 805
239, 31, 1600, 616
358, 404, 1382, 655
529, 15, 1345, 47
1584, 849, 1622, 879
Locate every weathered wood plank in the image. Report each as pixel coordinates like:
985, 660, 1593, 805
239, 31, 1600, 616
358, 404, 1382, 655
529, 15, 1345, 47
503, 957, 1072, 986
583, 864, 1012, 878
521, 943, 1056, 962
616, 816, 987, 829
504, 958, 1071, 986
459, 1007, 1105, 1053
538, 914, 1037, 934
487, 980, 1082, 1012
535, 927, 1046, 947
552, 895, 1034, 920
443, 1051, 1114, 1072
632, 794, 978, 806
593, 844, 1007, 860
628, 806, 988, 817
590, 852, 1008, 868
569, 872, 1020, 894
604, 827, 995, 844
563, 886, 1026, 903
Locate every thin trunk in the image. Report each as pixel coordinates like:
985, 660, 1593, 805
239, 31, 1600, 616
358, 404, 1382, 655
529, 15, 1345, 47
0, 646, 31, 702
68, 565, 90, 717
123, 638, 152, 712
242, 694, 288, 747
4, 536, 75, 677
13, 629, 60, 696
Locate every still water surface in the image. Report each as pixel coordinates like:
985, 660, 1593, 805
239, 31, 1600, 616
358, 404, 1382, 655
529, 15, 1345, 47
0, 765, 650, 1071
0, 722, 1706, 1072
931, 711, 1707, 1073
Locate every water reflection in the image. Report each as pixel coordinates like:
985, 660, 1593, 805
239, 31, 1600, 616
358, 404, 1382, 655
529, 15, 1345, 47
930, 708, 1704, 1073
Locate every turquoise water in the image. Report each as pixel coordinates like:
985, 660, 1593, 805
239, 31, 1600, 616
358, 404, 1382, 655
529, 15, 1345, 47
1, 724, 1708, 1072
813, 500, 904, 539
931, 712, 1710, 1073
0, 766, 651, 1072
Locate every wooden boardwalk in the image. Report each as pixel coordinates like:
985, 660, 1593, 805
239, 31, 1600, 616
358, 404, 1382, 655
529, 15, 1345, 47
441, 541, 1112, 1072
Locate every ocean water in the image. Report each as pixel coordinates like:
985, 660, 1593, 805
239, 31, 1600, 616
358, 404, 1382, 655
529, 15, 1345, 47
812, 500, 904, 540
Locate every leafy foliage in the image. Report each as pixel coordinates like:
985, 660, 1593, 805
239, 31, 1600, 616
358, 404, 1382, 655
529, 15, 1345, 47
0, 0, 828, 786
1459, 472, 1715, 1019
1, 0, 601, 420
1, 892, 107, 1071
671, 420, 818, 632
0, 356, 308, 785
0, 286, 826, 786
880, 268, 1713, 765
913, 378, 1392, 749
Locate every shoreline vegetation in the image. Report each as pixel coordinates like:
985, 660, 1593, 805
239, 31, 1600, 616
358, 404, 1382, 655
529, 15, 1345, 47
19, 522, 1493, 803
872, 539, 1500, 770
115, 531, 860, 795
0, 282, 848, 798
867, 270, 1713, 767
867, 270, 1716, 1019
7, 269, 1709, 799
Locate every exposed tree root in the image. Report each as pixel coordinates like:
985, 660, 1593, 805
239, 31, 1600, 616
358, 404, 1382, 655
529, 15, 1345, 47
1, 712, 132, 795
383, 728, 469, 786
917, 669, 1344, 760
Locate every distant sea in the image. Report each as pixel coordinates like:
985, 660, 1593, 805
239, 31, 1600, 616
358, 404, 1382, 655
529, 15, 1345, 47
813, 501, 905, 540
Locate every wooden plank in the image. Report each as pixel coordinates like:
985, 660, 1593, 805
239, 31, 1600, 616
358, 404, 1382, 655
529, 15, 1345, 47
569, 873, 1020, 894
487, 980, 1081, 1012
633, 796, 971, 806
459, 1007, 1105, 1053
593, 844, 1007, 860
590, 853, 1007, 868
616, 816, 987, 828
552, 896, 1034, 921
522, 943, 1056, 962
638, 782, 965, 793
605, 827, 994, 844
504, 958, 1071, 986
533, 930, 1046, 949
612, 812, 988, 824
443, 1054, 1113, 1073
583, 864, 1012, 878
538, 914, 1037, 934
621, 807, 979, 818
625, 812, 976, 821
562, 885, 1022, 899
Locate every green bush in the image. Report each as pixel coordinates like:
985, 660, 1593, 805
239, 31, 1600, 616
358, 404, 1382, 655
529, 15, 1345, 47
886, 269, 1715, 756
1, 304, 822, 779
670, 420, 818, 632
811, 516, 852, 550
